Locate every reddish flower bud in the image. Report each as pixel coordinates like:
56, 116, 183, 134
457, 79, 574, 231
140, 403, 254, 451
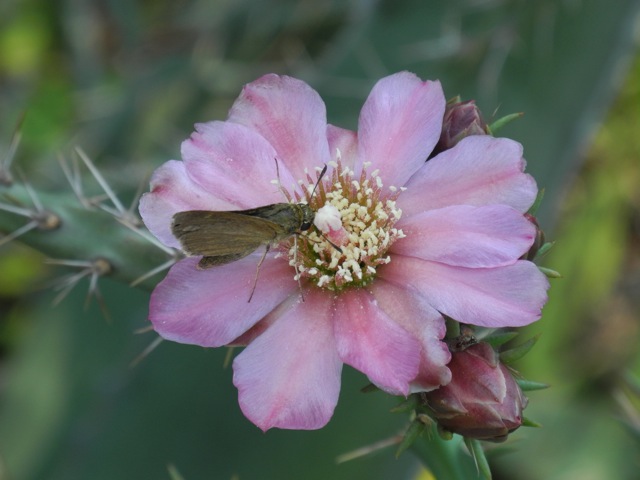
431, 97, 490, 157
522, 213, 545, 261
420, 342, 527, 442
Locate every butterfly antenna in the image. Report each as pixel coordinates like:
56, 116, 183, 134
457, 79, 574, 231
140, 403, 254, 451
272, 157, 292, 202
310, 164, 328, 199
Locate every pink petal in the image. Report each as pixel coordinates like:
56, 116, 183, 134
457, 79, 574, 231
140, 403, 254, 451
327, 124, 358, 171
182, 121, 299, 207
380, 256, 549, 327
139, 160, 236, 248
357, 72, 445, 188
149, 255, 297, 347
394, 205, 536, 268
460, 343, 507, 401
369, 280, 451, 392
228, 74, 331, 181
334, 289, 421, 395
232, 289, 342, 431
399, 136, 538, 217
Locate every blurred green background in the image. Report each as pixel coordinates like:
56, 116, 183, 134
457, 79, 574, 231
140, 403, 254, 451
1, 1, 639, 479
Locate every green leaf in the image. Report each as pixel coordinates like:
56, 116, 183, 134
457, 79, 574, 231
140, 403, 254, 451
483, 331, 519, 348
464, 438, 492, 480
488, 112, 524, 134
535, 241, 555, 259
396, 420, 427, 458
521, 416, 543, 428
527, 188, 545, 216
410, 426, 482, 480
538, 266, 563, 278
390, 395, 419, 413
500, 335, 540, 364
360, 383, 380, 393
516, 379, 550, 392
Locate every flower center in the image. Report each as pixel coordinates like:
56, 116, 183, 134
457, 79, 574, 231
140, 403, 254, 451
282, 159, 405, 291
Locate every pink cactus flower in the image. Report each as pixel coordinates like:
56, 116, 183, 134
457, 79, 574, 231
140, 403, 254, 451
139, 72, 549, 431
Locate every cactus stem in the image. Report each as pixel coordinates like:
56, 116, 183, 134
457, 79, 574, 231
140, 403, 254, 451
129, 335, 164, 368
400, 25, 463, 63
134, 324, 155, 334
113, 214, 180, 286
0, 112, 26, 187
1, 173, 62, 232
118, 216, 176, 255
0, 220, 40, 248
75, 147, 126, 212
0, 201, 34, 217
18, 171, 44, 211
335, 434, 403, 464
0, 197, 62, 234
99, 203, 141, 229
74, 146, 142, 228
128, 174, 150, 217
58, 151, 118, 212
0, 177, 61, 247
19, 173, 62, 230
58, 153, 93, 208
46, 257, 113, 321
130, 258, 177, 287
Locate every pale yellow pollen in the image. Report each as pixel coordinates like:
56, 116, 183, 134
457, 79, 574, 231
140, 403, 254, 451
284, 161, 405, 291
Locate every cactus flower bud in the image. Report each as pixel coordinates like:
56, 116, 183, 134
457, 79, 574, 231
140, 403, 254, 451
420, 342, 527, 442
431, 97, 490, 157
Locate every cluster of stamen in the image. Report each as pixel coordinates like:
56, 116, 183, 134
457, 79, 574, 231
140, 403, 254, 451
283, 159, 405, 291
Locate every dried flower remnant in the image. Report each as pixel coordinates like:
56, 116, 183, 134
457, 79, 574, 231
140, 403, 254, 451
140, 72, 549, 431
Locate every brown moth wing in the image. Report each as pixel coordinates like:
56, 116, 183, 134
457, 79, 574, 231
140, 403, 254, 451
171, 210, 283, 257
197, 252, 252, 269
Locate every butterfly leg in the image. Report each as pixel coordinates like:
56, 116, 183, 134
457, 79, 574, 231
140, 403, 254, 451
247, 244, 270, 303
